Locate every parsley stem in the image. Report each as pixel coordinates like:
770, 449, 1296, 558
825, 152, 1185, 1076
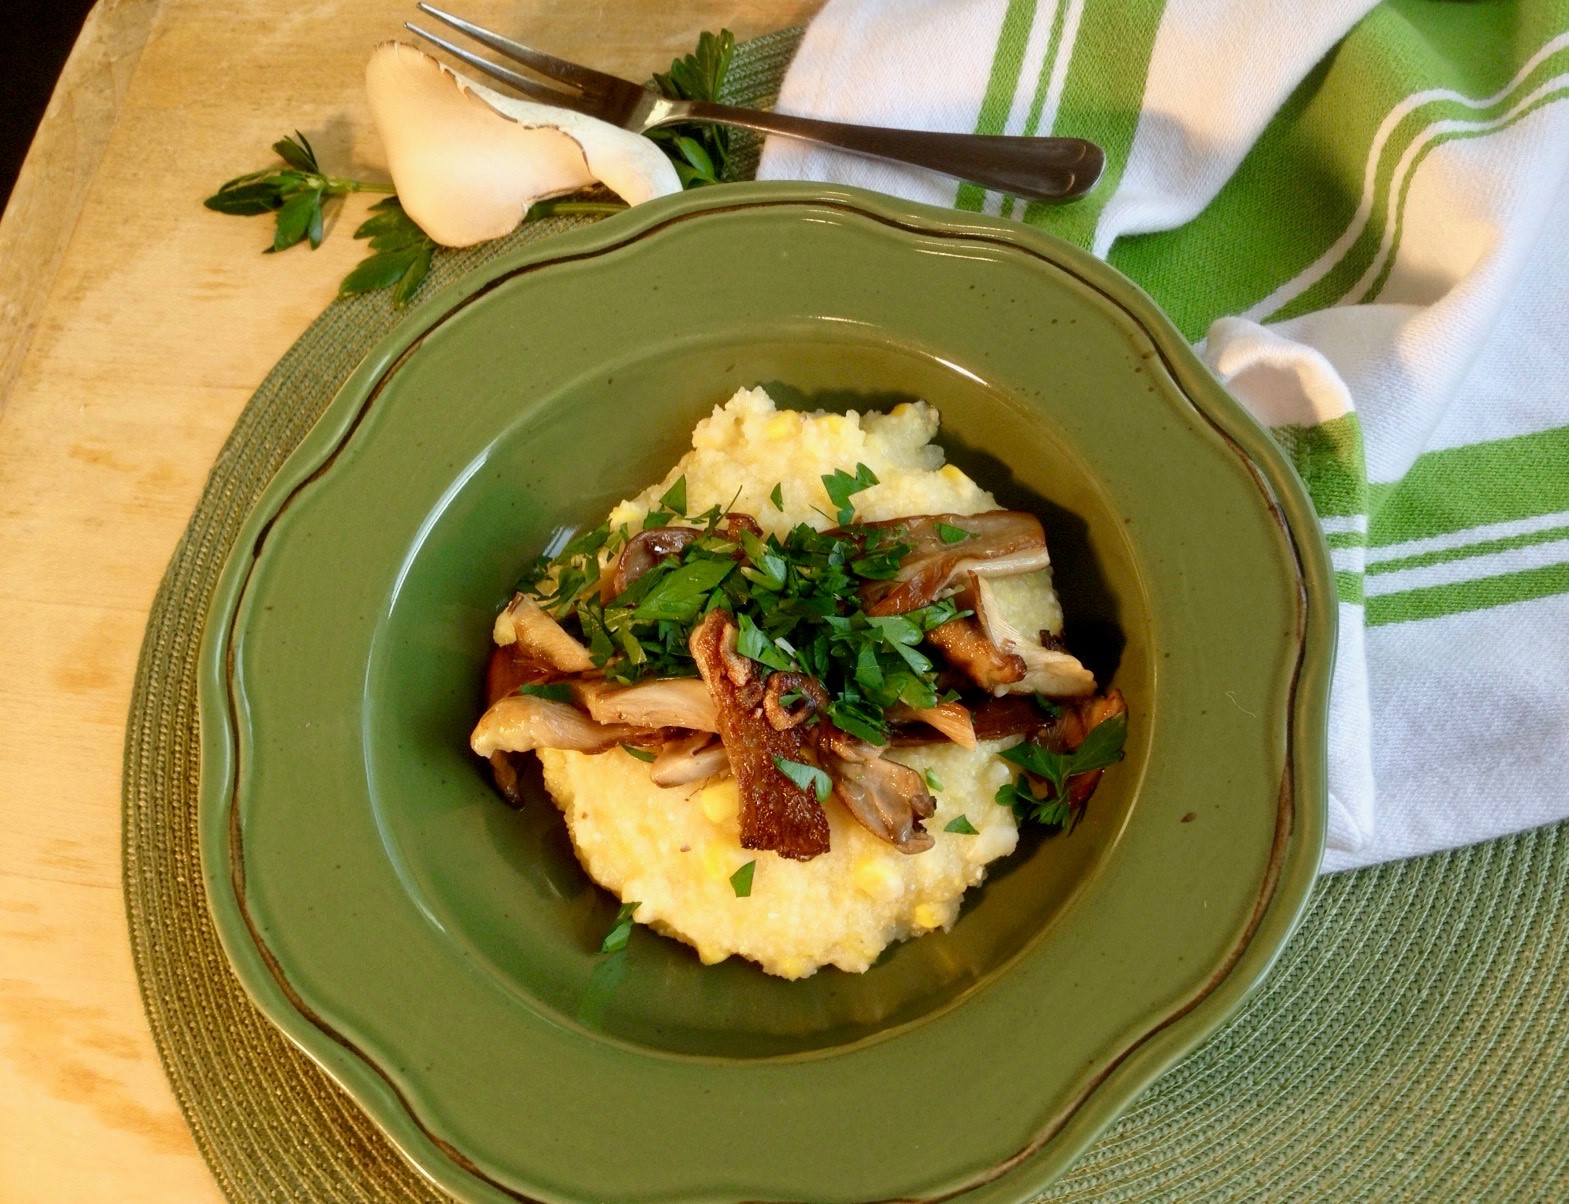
529, 200, 630, 218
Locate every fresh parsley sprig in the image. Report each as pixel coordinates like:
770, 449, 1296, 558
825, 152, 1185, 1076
340, 197, 436, 305
204, 29, 737, 303
648, 30, 735, 186
996, 712, 1129, 828
204, 132, 393, 252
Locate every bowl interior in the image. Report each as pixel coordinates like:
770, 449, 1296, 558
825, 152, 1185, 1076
363, 325, 1151, 1059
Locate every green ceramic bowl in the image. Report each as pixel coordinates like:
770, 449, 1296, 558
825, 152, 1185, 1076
199, 182, 1332, 1202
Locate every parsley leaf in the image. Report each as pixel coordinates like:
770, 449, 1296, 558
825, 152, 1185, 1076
945, 815, 979, 835
773, 755, 832, 802
648, 30, 735, 187
341, 197, 436, 306
518, 683, 574, 703
205, 133, 448, 305
659, 475, 688, 515
631, 558, 736, 622
935, 521, 974, 544
600, 901, 640, 953
619, 742, 657, 763
924, 769, 943, 793
730, 860, 756, 897
770, 482, 784, 511
821, 463, 880, 524
997, 712, 1128, 828
736, 613, 795, 671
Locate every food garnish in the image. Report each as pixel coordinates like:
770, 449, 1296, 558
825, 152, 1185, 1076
203, 30, 738, 304
474, 462, 1126, 861
729, 860, 756, 898
599, 901, 640, 953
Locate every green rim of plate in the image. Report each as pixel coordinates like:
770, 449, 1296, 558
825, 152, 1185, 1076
192, 180, 1333, 1202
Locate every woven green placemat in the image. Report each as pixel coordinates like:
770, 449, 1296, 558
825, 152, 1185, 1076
123, 27, 1569, 1202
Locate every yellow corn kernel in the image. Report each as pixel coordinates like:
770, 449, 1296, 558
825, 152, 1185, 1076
853, 856, 902, 901
701, 842, 733, 881
699, 780, 740, 825
764, 412, 797, 440
940, 464, 968, 484
913, 903, 945, 931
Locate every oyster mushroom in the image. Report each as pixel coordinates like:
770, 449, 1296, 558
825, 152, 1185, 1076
600, 526, 702, 602
762, 672, 830, 731
971, 575, 1095, 697
471, 694, 635, 757
815, 727, 936, 854
856, 510, 1051, 615
365, 42, 680, 248
579, 676, 719, 732
886, 700, 977, 749
492, 594, 594, 673
649, 732, 731, 787
925, 615, 1028, 691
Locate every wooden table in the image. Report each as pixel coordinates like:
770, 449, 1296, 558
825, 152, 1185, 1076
0, 2, 819, 1197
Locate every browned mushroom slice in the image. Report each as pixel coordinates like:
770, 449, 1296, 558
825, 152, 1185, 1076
926, 616, 1027, 690
970, 575, 1095, 697
888, 694, 1042, 745
578, 677, 719, 731
1060, 690, 1128, 805
854, 510, 1050, 615
688, 610, 830, 861
488, 752, 527, 807
762, 672, 830, 731
969, 694, 1049, 741
485, 644, 557, 706
720, 512, 764, 541
493, 594, 595, 673
1011, 688, 1128, 808
649, 732, 731, 787
886, 700, 977, 749
471, 694, 636, 757
600, 526, 701, 602
815, 726, 936, 854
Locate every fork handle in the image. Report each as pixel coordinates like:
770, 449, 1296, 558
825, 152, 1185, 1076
676, 100, 1104, 203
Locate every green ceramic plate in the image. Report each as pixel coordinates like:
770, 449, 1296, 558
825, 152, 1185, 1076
199, 182, 1332, 1202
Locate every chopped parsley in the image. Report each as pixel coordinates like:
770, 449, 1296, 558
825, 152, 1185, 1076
935, 521, 973, 544
769, 482, 784, 511
997, 711, 1128, 828
513, 469, 975, 742
619, 742, 656, 763
773, 755, 832, 802
923, 768, 943, 793
821, 462, 879, 524
944, 814, 979, 835
729, 860, 756, 897
660, 475, 688, 515
600, 900, 640, 953
517, 682, 574, 702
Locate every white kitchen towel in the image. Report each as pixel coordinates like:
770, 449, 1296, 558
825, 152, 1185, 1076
758, 0, 1569, 871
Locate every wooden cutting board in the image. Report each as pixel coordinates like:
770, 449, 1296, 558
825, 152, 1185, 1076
0, 2, 820, 1197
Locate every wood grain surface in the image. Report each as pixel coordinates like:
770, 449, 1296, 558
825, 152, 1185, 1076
0, 2, 819, 1198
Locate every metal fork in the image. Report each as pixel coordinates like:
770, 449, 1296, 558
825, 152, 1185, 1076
406, 4, 1104, 203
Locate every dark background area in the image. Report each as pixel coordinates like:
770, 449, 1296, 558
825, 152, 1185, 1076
1, 0, 100, 212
